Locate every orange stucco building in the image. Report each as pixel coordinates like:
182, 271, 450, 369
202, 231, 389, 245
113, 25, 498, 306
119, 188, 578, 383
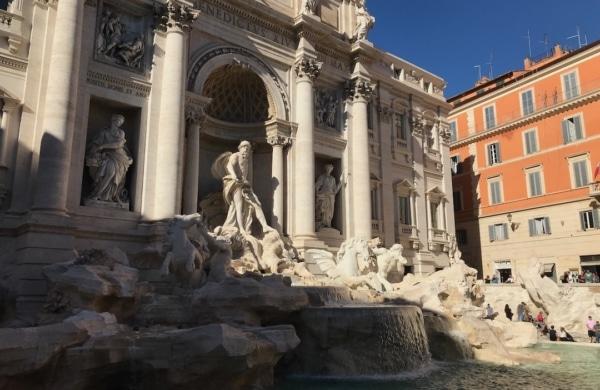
448, 42, 600, 281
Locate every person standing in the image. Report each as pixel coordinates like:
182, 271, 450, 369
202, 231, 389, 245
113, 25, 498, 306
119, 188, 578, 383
504, 304, 513, 321
484, 303, 495, 320
586, 316, 596, 343
548, 325, 557, 341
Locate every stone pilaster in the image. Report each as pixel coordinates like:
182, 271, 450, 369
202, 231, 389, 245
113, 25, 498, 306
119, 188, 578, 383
147, 1, 198, 220
268, 135, 291, 233
0, 100, 19, 208
182, 106, 206, 215
33, 0, 84, 213
293, 55, 322, 241
347, 75, 375, 240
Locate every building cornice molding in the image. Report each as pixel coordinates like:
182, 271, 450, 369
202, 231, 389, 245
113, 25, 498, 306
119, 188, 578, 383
451, 88, 600, 148
0, 54, 27, 72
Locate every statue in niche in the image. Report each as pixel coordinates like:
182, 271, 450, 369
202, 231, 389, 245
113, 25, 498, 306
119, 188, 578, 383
315, 164, 344, 231
95, 7, 146, 70
326, 95, 338, 128
353, 0, 375, 41
315, 90, 338, 129
85, 114, 133, 207
301, 0, 319, 15
211, 141, 275, 238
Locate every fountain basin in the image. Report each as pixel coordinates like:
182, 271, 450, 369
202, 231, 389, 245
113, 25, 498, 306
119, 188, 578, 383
283, 305, 431, 377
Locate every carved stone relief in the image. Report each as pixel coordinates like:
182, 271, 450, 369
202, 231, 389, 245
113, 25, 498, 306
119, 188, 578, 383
315, 88, 339, 129
300, 0, 319, 15
95, 1, 152, 72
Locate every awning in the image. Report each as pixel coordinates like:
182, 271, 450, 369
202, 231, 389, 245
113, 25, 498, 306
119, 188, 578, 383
543, 263, 555, 273
495, 261, 512, 270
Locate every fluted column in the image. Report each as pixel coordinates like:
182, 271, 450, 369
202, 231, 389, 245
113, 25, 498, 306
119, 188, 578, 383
268, 135, 291, 233
293, 57, 321, 240
149, 1, 198, 220
33, 0, 84, 212
182, 107, 205, 215
348, 77, 374, 239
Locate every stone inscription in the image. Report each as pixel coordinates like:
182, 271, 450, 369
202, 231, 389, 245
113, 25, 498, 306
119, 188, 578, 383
87, 71, 151, 98
196, 1, 294, 48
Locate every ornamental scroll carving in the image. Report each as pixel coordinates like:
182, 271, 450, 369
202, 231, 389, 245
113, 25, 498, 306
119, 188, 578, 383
345, 78, 374, 101
95, 2, 151, 71
156, 0, 199, 32
301, 0, 319, 15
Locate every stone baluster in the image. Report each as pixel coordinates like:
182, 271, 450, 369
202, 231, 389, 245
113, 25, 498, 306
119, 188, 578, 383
33, 0, 84, 212
182, 106, 205, 215
293, 54, 322, 241
149, 1, 198, 220
348, 75, 374, 239
268, 135, 291, 233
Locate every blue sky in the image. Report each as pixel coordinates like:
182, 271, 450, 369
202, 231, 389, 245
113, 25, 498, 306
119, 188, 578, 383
368, 0, 600, 97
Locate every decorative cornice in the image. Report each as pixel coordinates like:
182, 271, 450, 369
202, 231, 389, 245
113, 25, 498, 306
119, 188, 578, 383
156, 0, 199, 32
0, 54, 27, 72
451, 88, 600, 148
86, 70, 151, 98
295, 57, 322, 81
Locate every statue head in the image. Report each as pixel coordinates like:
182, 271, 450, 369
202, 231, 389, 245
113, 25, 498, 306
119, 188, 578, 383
324, 164, 334, 174
111, 114, 125, 128
238, 140, 251, 157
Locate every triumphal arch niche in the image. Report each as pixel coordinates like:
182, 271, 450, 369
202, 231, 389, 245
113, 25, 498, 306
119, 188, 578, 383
0, 0, 454, 316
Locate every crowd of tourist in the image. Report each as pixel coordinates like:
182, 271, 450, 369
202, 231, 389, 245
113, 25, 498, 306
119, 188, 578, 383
559, 270, 600, 284
486, 302, 600, 344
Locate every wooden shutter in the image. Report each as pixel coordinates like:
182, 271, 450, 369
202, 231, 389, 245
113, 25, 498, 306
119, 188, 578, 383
487, 144, 493, 165
496, 143, 502, 163
562, 120, 570, 144
593, 209, 600, 229
580, 211, 588, 230
503, 223, 509, 239
528, 219, 535, 236
574, 116, 583, 140
544, 217, 551, 234
489, 225, 496, 242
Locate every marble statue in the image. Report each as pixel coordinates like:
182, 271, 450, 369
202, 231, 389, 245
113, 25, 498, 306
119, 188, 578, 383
301, 0, 319, 15
315, 90, 338, 129
85, 114, 133, 206
211, 141, 275, 238
315, 164, 344, 230
353, 1, 375, 41
369, 238, 407, 289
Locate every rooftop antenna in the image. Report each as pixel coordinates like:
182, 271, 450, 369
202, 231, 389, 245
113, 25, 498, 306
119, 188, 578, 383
567, 26, 583, 49
474, 65, 482, 81
524, 30, 533, 58
486, 52, 494, 79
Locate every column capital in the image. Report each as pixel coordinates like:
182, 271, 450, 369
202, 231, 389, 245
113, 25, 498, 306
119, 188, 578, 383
1, 99, 20, 112
34, 0, 58, 7
267, 135, 292, 147
185, 105, 206, 126
295, 57, 322, 81
345, 77, 374, 101
156, 0, 199, 33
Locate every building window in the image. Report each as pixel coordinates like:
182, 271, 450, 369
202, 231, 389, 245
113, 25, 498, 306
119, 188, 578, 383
487, 142, 501, 166
397, 114, 407, 141
529, 217, 551, 236
523, 129, 538, 155
563, 71, 579, 100
526, 167, 544, 197
453, 191, 462, 212
450, 155, 462, 175
370, 185, 380, 220
521, 90, 535, 116
430, 201, 439, 229
449, 121, 457, 142
484, 105, 496, 129
580, 210, 600, 230
398, 196, 411, 225
488, 177, 503, 205
561, 115, 584, 144
569, 155, 590, 189
489, 223, 509, 241
456, 229, 468, 245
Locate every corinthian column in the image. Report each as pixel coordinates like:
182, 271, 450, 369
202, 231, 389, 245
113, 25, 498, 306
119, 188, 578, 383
268, 135, 291, 233
293, 56, 322, 241
182, 107, 205, 215
33, 0, 84, 212
348, 75, 374, 239
149, 1, 198, 220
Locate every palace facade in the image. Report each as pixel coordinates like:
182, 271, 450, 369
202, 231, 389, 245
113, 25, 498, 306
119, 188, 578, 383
0, 0, 453, 315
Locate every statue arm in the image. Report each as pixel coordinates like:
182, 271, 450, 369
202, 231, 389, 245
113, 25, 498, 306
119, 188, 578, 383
226, 155, 240, 181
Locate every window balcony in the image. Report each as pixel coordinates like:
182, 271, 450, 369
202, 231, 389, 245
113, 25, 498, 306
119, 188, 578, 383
590, 182, 600, 200
0, 9, 25, 55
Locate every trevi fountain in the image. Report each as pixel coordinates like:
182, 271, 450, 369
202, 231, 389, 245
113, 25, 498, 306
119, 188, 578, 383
0, 0, 599, 389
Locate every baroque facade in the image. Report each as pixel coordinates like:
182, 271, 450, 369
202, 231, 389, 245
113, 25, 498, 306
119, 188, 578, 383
0, 0, 453, 314
449, 42, 600, 281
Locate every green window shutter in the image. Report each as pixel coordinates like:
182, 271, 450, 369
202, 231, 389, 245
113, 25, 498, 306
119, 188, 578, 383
489, 225, 495, 242
528, 219, 535, 236
544, 217, 551, 234
562, 120, 570, 144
